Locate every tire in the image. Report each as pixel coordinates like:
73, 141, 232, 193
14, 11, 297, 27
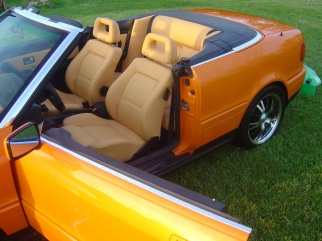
236, 85, 286, 148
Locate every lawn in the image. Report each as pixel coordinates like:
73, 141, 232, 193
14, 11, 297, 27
3, 1, 321, 240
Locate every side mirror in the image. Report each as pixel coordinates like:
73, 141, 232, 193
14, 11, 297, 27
5, 123, 40, 160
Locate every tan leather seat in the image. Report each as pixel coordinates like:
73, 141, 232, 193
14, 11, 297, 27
151, 15, 214, 62
45, 17, 122, 112
62, 33, 176, 162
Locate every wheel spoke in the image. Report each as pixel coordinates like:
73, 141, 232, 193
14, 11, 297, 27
256, 100, 266, 113
266, 98, 276, 116
249, 121, 261, 131
254, 125, 266, 141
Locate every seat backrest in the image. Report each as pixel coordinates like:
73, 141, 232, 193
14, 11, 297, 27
106, 33, 176, 141
150, 15, 214, 61
65, 17, 122, 105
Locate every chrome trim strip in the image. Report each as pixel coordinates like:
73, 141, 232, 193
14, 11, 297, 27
233, 31, 262, 51
11, 140, 39, 145
192, 51, 232, 68
13, 7, 83, 32
0, 31, 80, 128
192, 31, 262, 68
41, 136, 252, 234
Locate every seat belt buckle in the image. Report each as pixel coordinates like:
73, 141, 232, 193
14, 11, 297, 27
82, 100, 90, 108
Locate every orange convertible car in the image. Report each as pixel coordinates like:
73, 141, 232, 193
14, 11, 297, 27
0, 6, 305, 240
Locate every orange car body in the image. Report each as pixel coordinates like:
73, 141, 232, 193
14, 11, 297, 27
1, 126, 251, 240
0, 7, 305, 241
175, 9, 305, 155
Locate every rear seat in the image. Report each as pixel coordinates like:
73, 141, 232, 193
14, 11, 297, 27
150, 15, 214, 62
122, 15, 219, 71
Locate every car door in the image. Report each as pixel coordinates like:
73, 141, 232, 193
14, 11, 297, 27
3, 123, 251, 241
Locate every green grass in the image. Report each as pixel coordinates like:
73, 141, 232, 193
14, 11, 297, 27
3, 1, 322, 240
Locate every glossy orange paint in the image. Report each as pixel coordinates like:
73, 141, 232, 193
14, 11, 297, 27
173, 9, 305, 156
188, 9, 298, 35
11, 140, 250, 240
0, 8, 307, 240
0, 126, 28, 235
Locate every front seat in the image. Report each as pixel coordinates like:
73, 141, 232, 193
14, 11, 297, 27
62, 33, 176, 162
45, 17, 122, 112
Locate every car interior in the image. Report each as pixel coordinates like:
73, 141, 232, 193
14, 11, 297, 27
29, 14, 219, 163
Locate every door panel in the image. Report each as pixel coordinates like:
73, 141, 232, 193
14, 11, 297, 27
12, 138, 251, 241
0, 126, 28, 235
0, 35, 58, 77
0, 49, 50, 75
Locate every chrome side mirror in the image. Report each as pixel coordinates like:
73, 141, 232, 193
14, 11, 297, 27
5, 123, 40, 160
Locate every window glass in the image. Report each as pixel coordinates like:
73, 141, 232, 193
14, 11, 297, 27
0, 11, 67, 114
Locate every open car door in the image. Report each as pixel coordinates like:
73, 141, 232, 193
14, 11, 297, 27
2, 123, 251, 241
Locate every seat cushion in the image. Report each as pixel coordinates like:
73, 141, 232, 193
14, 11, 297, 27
63, 113, 145, 162
43, 89, 85, 114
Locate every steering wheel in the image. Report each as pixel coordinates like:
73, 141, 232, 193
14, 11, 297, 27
45, 83, 66, 113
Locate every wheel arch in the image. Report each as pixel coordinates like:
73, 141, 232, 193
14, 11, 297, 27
268, 81, 288, 100
249, 80, 288, 109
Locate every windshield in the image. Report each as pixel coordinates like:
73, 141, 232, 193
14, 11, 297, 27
0, 10, 68, 114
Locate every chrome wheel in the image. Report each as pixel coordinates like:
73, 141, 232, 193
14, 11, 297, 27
248, 93, 283, 145
237, 85, 286, 148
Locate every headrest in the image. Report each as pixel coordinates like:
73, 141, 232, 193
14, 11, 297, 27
93, 17, 121, 43
142, 33, 177, 65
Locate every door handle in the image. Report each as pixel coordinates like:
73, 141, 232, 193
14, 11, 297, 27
23, 56, 35, 65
